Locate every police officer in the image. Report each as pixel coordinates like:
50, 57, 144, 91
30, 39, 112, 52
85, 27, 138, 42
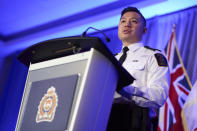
107, 7, 170, 131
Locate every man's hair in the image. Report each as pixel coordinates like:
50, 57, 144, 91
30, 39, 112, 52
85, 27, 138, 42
121, 7, 146, 26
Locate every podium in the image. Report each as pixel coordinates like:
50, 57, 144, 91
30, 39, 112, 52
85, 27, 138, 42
16, 37, 134, 131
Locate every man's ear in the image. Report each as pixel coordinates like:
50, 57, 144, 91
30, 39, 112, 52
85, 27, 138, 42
143, 27, 147, 34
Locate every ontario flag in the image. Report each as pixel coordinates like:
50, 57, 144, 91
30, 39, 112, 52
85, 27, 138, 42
158, 27, 192, 131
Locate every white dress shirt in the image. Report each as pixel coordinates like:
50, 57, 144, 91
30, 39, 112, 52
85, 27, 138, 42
114, 42, 170, 117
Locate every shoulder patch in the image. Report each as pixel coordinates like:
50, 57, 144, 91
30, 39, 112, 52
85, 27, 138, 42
144, 46, 161, 52
154, 53, 168, 67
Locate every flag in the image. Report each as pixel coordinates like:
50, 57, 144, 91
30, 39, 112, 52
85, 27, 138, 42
181, 80, 197, 131
158, 26, 192, 131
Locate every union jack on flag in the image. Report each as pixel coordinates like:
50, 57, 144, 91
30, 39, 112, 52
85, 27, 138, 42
158, 27, 192, 131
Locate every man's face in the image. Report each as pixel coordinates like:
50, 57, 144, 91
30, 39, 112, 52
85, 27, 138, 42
118, 11, 146, 44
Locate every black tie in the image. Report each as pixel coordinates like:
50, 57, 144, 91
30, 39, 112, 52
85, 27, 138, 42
119, 46, 129, 64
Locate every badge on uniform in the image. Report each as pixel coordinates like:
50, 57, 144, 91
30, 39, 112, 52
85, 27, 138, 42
132, 60, 138, 62
154, 53, 168, 67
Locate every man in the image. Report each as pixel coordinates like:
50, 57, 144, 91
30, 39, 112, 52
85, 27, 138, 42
107, 7, 170, 131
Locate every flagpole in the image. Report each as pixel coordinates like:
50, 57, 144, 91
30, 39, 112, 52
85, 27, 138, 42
172, 24, 193, 89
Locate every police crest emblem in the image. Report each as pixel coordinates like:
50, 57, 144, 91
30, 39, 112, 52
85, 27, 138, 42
36, 86, 58, 123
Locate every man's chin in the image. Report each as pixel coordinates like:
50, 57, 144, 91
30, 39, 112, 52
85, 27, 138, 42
120, 37, 133, 42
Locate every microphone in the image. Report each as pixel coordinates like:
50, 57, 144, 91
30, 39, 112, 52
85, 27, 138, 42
81, 27, 110, 42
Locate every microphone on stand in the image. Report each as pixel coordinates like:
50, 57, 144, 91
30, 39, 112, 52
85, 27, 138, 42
81, 27, 111, 42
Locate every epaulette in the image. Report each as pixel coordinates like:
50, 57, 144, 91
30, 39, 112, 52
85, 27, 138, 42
114, 53, 118, 56
144, 46, 161, 52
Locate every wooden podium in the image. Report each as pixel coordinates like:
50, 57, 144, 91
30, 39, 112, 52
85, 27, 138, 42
16, 37, 134, 131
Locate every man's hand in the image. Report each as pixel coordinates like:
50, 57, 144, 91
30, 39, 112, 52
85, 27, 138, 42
117, 85, 135, 99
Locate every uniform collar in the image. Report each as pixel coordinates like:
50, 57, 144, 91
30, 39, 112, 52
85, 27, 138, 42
122, 42, 143, 53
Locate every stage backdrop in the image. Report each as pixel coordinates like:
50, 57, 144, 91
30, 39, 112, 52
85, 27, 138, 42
0, 6, 197, 131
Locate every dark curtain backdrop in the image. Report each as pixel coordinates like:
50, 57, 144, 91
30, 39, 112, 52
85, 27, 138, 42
0, 6, 197, 131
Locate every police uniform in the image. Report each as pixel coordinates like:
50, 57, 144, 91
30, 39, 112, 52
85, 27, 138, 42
107, 42, 170, 131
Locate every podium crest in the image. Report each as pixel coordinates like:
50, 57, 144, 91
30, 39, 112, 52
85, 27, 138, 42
36, 86, 58, 123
